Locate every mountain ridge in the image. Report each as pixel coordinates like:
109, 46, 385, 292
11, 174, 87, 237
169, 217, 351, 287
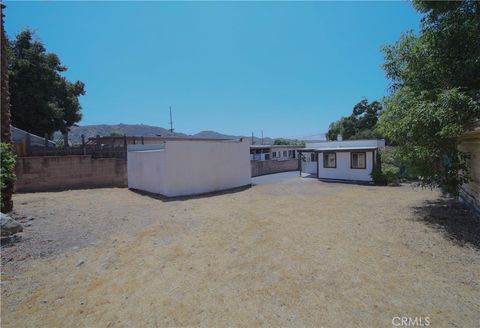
54, 124, 276, 145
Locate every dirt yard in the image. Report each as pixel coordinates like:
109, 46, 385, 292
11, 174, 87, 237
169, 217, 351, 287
1, 178, 479, 327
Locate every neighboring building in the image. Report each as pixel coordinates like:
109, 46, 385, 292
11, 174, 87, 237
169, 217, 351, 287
11, 126, 56, 156
458, 121, 480, 215
250, 145, 303, 161
11, 126, 56, 147
87, 135, 233, 147
300, 139, 386, 182
127, 138, 251, 197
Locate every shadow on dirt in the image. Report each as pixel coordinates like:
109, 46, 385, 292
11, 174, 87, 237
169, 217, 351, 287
129, 184, 252, 202
1, 235, 22, 248
413, 197, 480, 249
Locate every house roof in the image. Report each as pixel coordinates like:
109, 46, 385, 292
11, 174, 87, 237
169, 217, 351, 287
305, 146, 380, 152
250, 145, 304, 149
11, 126, 56, 147
305, 139, 385, 151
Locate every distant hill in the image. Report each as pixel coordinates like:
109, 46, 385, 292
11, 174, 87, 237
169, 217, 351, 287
54, 124, 276, 145
193, 130, 275, 145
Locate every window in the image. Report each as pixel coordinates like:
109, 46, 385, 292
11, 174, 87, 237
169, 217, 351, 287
310, 153, 317, 162
265, 154, 270, 160
283, 151, 287, 157
272, 152, 276, 158
323, 152, 336, 168
351, 152, 366, 169
292, 151, 296, 159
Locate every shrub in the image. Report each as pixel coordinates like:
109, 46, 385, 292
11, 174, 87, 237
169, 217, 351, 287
371, 149, 402, 185
1, 142, 17, 211
371, 152, 388, 185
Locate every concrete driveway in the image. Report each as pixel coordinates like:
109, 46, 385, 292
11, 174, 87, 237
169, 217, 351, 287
252, 171, 300, 185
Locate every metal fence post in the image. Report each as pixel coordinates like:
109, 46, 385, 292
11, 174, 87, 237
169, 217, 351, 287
123, 134, 127, 160
81, 134, 86, 155
25, 133, 31, 156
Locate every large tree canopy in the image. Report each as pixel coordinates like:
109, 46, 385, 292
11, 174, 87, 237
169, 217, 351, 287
378, 0, 480, 194
8, 30, 85, 138
326, 98, 383, 141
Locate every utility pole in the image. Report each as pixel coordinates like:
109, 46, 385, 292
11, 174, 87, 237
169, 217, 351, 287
251, 132, 254, 145
169, 106, 174, 133
261, 130, 263, 145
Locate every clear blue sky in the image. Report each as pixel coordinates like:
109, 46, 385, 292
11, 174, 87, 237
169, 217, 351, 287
5, 1, 421, 139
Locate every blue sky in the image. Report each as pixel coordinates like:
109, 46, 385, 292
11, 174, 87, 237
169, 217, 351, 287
5, 1, 421, 139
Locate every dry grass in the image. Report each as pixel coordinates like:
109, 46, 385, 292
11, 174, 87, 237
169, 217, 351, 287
1, 178, 479, 327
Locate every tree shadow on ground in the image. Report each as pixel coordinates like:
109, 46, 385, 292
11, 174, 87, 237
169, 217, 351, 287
413, 197, 480, 249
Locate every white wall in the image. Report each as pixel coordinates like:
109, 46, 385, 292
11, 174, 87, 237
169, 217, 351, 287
128, 140, 251, 197
318, 151, 374, 182
301, 154, 317, 174
127, 149, 168, 195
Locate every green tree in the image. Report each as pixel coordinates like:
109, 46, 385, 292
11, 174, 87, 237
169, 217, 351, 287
8, 30, 85, 138
110, 130, 124, 136
378, 0, 480, 194
326, 99, 382, 141
273, 138, 305, 147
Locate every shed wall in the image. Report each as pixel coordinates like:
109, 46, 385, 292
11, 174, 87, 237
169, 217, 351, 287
127, 150, 167, 195
162, 140, 251, 197
127, 140, 251, 197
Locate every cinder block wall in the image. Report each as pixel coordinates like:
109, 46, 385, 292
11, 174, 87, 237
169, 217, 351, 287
251, 159, 299, 177
15, 156, 127, 193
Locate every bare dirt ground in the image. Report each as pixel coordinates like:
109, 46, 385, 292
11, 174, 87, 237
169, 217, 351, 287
1, 178, 479, 327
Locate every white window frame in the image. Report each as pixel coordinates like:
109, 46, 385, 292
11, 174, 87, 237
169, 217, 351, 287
351, 152, 366, 169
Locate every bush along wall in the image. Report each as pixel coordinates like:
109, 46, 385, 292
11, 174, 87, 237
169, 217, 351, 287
1, 142, 16, 212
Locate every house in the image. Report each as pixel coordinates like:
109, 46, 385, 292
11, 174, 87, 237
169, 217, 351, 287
11, 126, 56, 156
458, 121, 480, 215
11, 126, 56, 147
86, 135, 234, 147
250, 145, 303, 161
127, 138, 251, 197
299, 139, 386, 182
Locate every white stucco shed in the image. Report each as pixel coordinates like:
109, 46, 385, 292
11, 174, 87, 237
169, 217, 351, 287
127, 138, 251, 197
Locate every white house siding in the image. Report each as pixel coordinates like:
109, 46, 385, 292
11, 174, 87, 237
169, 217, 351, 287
318, 151, 374, 182
128, 140, 251, 197
458, 126, 480, 214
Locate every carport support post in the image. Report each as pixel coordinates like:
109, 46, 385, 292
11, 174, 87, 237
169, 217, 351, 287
298, 151, 302, 176
316, 151, 319, 179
